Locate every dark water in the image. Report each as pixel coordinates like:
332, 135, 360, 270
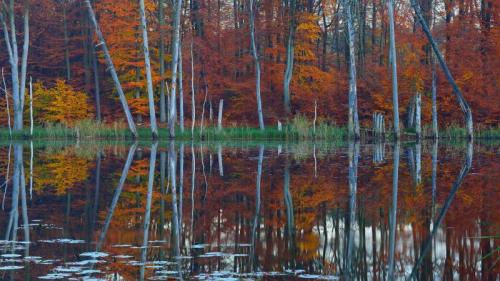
0, 140, 498, 280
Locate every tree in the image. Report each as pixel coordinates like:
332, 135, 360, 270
138, 0, 159, 138
283, 0, 297, 117
249, 0, 265, 130
83, 0, 137, 137
169, 0, 183, 138
0, 0, 30, 131
410, 0, 474, 139
387, 0, 400, 139
344, 0, 360, 139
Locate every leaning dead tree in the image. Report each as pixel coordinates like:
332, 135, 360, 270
0, 0, 30, 131
83, 0, 137, 137
139, 0, 159, 138
410, 0, 474, 138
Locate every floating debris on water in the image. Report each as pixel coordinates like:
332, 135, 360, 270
1, 254, 21, 258
0, 265, 23, 271
80, 252, 109, 258
39, 239, 85, 244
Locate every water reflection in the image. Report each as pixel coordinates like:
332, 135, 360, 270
0, 140, 498, 280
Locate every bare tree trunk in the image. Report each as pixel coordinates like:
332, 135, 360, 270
139, 0, 159, 138
169, 0, 183, 138
179, 40, 185, 133
283, 0, 297, 117
217, 99, 224, 130
410, 0, 473, 138
431, 59, 438, 138
0, 0, 29, 131
63, 2, 71, 81
200, 84, 208, 137
83, 0, 137, 137
29, 77, 33, 136
345, 0, 360, 139
190, 39, 196, 138
90, 42, 101, 122
415, 92, 421, 140
387, 0, 400, 139
159, 0, 167, 123
249, 0, 265, 130
19, 0, 29, 124
1, 69, 12, 137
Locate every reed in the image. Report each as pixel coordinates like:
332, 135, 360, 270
0, 119, 497, 140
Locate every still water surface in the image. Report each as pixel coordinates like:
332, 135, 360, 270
0, 141, 498, 280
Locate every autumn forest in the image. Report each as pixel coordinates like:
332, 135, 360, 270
0, 0, 497, 139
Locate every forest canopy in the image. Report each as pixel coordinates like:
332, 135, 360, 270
0, 0, 497, 137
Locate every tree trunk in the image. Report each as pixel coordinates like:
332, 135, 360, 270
179, 39, 185, 133
431, 59, 438, 138
0, 0, 29, 131
90, 39, 101, 122
249, 0, 265, 130
387, 0, 400, 139
63, 3, 71, 81
283, 0, 296, 117
410, 0, 473, 138
217, 99, 224, 130
159, 0, 167, 123
1, 69, 12, 137
139, 0, 159, 138
83, 0, 137, 137
169, 0, 183, 138
29, 77, 33, 136
190, 39, 196, 137
415, 92, 421, 140
345, 0, 360, 139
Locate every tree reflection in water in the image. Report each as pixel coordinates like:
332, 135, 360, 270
0, 140, 497, 280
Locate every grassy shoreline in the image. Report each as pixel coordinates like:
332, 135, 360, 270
0, 122, 498, 141
0, 117, 498, 141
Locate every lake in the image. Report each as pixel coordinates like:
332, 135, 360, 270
0, 140, 498, 280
